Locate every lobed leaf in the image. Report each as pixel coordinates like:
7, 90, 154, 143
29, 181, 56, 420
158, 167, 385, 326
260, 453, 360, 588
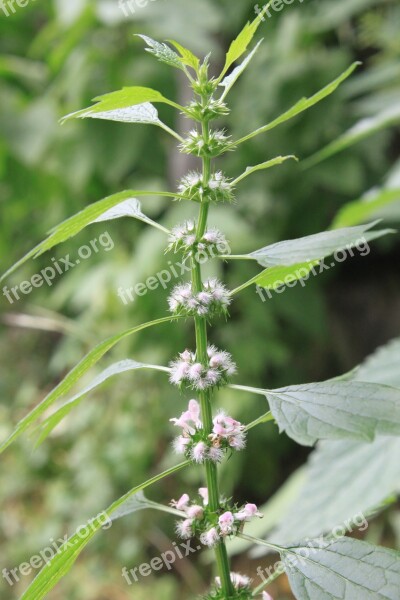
236, 62, 361, 144
0, 317, 179, 455
137, 34, 185, 70
20, 461, 190, 600
168, 39, 200, 71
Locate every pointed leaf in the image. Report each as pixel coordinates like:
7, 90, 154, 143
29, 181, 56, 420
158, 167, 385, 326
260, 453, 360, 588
281, 537, 400, 600
236, 62, 360, 144
137, 35, 185, 70
20, 461, 190, 600
231, 261, 319, 296
0, 316, 179, 455
232, 155, 297, 185
36, 359, 169, 444
219, 40, 263, 99
353, 337, 400, 388
1, 190, 182, 283
168, 40, 200, 71
91, 197, 169, 233
303, 105, 400, 168
266, 380, 400, 446
332, 189, 400, 228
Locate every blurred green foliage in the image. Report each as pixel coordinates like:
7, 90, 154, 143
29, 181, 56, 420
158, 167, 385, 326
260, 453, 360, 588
0, 0, 399, 598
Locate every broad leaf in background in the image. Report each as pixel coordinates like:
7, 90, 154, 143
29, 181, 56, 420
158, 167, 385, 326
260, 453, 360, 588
0, 317, 179, 455
228, 221, 392, 267
254, 436, 400, 549
0, 190, 180, 283
36, 359, 170, 444
303, 105, 400, 168
236, 63, 360, 144
20, 461, 190, 600
219, 40, 263, 99
353, 337, 400, 387
281, 537, 400, 600
332, 189, 400, 227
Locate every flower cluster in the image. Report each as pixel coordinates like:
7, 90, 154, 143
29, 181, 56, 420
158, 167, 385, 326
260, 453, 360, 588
172, 491, 263, 549
167, 279, 231, 319
184, 99, 230, 122
215, 572, 251, 592
170, 400, 246, 463
166, 220, 229, 256
180, 129, 234, 158
170, 346, 236, 390
177, 171, 235, 203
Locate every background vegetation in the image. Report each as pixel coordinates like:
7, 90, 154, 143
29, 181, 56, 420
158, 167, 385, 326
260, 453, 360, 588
1, 0, 399, 598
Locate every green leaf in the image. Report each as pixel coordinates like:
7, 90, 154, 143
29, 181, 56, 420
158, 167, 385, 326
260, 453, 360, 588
168, 39, 200, 71
231, 261, 319, 295
353, 337, 400, 388
232, 155, 298, 185
91, 197, 170, 233
232, 380, 400, 446
258, 436, 400, 548
236, 62, 361, 144
111, 491, 184, 522
0, 316, 179, 455
219, 39, 262, 99
20, 461, 190, 600
332, 189, 400, 228
36, 359, 169, 444
219, 3, 271, 78
248, 221, 393, 267
137, 34, 185, 71
61, 87, 182, 123
1, 190, 182, 283
280, 537, 400, 600
303, 105, 400, 168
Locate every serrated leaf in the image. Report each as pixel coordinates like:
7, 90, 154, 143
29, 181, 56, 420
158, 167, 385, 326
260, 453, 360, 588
137, 34, 185, 70
353, 337, 400, 388
220, 4, 270, 79
36, 359, 169, 444
219, 39, 262, 99
237, 62, 360, 144
0, 317, 179, 455
332, 189, 400, 228
232, 155, 297, 185
248, 221, 393, 267
303, 104, 400, 168
231, 261, 319, 296
1, 190, 182, 283
61, 86, 181, 122
20, 461, 190, 600
258, 436, 400, 548
266, 380, 400, 446
280, 537, 400, 600
168, 39, 200, 71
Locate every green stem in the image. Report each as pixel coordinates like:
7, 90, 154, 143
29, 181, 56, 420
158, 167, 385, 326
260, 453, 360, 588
189, 101, 234, 599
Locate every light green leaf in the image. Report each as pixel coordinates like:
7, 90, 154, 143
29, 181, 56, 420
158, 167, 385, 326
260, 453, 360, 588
232, 155, 298, 185
248, 221, 393, 267
36, 359, 170, 444
332, 189, 400, 228
303, 105, 400, 168
219, 39, 262, 99
280, 537, 400, 600
1, 190, 182, 283
219, 3, 271, 79
232, 380, 400, 446
20, 461, 190, 600
61, 87, 181, 123
0, 316, 179, 455
236, 62, 360, 144
231, 261, 319, 296
256, 436, 400, 549
168, 39, 200, 71
137, 34, 185, 71
353, 337, 400, 388
111, 491, 184, 522
91, 197, 170, 233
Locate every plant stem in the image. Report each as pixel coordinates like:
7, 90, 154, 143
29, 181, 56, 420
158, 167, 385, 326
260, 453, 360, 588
189, 103, 234, 598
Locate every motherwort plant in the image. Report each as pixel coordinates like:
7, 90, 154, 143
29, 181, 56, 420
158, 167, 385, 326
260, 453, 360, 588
2, 6, 400, 600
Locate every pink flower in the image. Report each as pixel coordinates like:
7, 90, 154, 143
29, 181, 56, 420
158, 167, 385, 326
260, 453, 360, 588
191, 441, 208, 463
235, 503, 263, 522
218, 511, 235, 535
188, 363, 204, 381
176, 518, 193, 539
262, 592, 273, 600
186, 504, 204, 520
171, 493, 190, 511
198, 487, 208, 505
215, 572, 251, 590
200, 527, 220, 547
170, 399, 202, 435
207, 446, 224, 463
172, 435, 190, 454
